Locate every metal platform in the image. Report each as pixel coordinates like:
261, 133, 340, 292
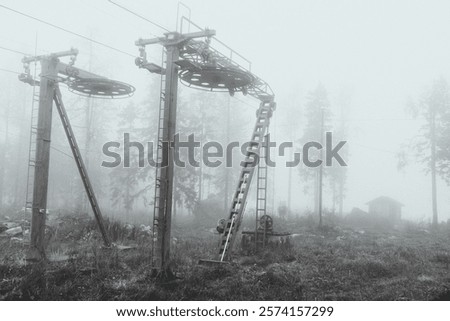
179, 65, 254, 95
68, 78, 135, 98
179, 38, 274, 101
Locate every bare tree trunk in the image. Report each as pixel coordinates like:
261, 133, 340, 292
0, 100, 9, 209
14, 87, 28, 207
125, 171, 131, 220
287, 149, 293, 216
198, 157, 203, 202
314, 170, 319, 215
224, 98, 230, 213
83, 98, 93, 214
287, 110, 297, 218
332, 181, 336, 215
430, 109, 438, 229
338, 180, 344, 217
270, 114, 277, 214
223, 165, 229, 212
318, 108, 324, 227
198, 109, 205, 203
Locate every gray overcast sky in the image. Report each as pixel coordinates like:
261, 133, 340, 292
1, 0, 450, 221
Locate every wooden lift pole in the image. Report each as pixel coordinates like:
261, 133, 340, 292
155, 37, 180, 275
135, 30, 215, 275
21, 49, 134, 261
29, 57, 58, 260
136, 19, 276, 266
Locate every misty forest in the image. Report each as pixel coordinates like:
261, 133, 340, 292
0, 0, 450, 301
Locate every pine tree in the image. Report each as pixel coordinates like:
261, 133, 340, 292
328, 90, 350, 217
298, 84, 332, 224
400, 77, 450, 228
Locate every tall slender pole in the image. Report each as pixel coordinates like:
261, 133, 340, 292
287, 118, 294, 216
198, 106, 204, 203
271, 112, 276, 214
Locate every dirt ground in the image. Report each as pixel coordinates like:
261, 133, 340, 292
1, 213, 450, 300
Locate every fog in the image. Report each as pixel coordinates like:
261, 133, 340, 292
1, 0, 450, 223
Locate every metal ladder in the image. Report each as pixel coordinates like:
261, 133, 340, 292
151, 49, 168, 268
53, 86, 112, 247
255, 132, 269, 249
218, 100, 275, 261
25, 88, 40, 211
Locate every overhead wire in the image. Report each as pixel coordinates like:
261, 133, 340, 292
51, 141, 104, 157
78, 0, 158, 38
0, 3, 136, 58
342, 118, 417, 122
107, 0, 170, 32
233, 96, 258, 109
0, 35, 50, 55
351, 142, 403, 155
51, 146, 74, 159
0, 45, 30, 56
0, 67, 21, 75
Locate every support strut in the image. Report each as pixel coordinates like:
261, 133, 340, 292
53, 86, 112, 247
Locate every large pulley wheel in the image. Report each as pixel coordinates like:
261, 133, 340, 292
179, 65, 254, 96
258, 215, 273, 232
68, 78, 135, 98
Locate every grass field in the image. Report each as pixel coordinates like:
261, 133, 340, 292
1, 212, 450, 301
